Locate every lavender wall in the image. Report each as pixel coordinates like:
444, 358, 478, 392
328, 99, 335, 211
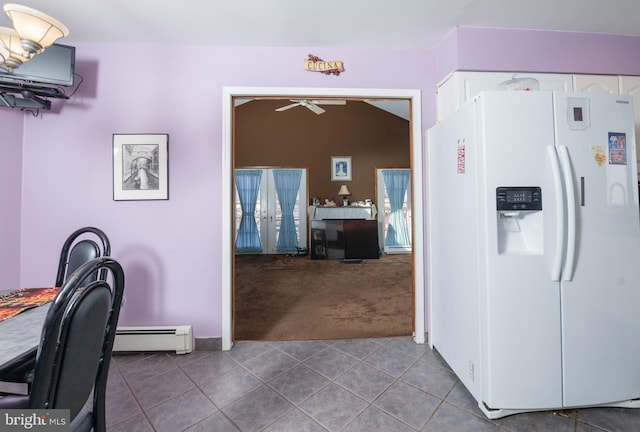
0, 111, 24, 291
435, 27, 640, 82
16, 45, 433, 339
433, 28, 460, 82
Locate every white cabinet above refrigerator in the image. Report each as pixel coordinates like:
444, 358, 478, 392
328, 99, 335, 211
436, 71, 574, 121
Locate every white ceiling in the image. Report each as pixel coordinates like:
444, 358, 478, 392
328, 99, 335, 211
7, 0, 640, 48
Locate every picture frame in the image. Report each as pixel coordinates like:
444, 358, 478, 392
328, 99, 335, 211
331, 156, 352, 181
113, 133, 169, 201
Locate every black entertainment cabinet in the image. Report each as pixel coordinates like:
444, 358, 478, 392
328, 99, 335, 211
310, 219, 379, 260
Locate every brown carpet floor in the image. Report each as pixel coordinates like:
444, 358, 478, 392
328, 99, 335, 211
234, 254, 413, 341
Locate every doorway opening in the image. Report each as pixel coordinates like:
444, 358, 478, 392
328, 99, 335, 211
222, 87, 424, 350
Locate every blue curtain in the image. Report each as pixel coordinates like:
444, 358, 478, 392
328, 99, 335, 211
234, 170, 263, 253
383, 169, 411, 247
273, 169, 302, 253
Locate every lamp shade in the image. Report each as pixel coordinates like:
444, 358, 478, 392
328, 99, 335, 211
0, 40, 8, 64
338, 184, 352, 197
0, 26, 29, 70
4, 3, 69, 54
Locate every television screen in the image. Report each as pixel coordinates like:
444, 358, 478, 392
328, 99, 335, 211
0, 43, 75, 87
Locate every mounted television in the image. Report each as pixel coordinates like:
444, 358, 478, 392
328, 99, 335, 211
0, 43, 75, 87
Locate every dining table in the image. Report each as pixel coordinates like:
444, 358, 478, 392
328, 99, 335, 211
0, 288, 57, 376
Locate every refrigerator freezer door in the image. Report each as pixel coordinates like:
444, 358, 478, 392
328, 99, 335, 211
554, 93, 640, 406
477, 92, 563, 409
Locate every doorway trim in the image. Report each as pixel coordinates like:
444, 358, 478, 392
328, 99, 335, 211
222, 86, 424, 350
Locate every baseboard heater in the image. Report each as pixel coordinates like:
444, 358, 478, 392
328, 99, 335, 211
113, 325, 193, 354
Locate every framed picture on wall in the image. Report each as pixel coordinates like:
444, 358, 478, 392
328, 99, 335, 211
331, 156, 352, 181
113, 133, 169, 200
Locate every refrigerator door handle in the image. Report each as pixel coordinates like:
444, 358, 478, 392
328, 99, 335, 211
558, 145, 576, 281
547, 145, 564, 281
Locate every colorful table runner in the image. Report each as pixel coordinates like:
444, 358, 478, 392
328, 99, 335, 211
0, 288, 58, 322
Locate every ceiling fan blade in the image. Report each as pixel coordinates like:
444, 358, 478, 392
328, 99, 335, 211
275, 99, 338, 114
275, 102, 301, 112
310, 100, 346, 105
304, 102, 326, 115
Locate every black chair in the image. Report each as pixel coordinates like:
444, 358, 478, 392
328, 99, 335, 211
0, 257, 125, 432
55, 226, 111, 287
0, 227, 111, 386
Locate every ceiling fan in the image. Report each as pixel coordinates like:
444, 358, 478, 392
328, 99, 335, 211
275, 99, 346, 115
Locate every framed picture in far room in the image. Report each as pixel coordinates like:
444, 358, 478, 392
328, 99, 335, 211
113, 133, 169, 200
331, 156, 352, 181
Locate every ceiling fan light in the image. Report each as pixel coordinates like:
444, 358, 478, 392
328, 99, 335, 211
0, 26, 29, 71
0, 54, 23, 71
3, 3, 69, 55
0, 43, 8, 64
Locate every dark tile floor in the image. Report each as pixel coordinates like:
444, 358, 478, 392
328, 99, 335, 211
105, 337, 640, 432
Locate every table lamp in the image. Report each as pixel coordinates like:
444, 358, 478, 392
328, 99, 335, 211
338, 184, 352, 206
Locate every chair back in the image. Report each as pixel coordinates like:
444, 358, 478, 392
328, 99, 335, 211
30, 257, 125, 432
56, 227, 111, 287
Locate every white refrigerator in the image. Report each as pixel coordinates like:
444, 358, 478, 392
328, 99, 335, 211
426, 91, 640, 418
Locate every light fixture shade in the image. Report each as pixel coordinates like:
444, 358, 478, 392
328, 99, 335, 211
338, 184, 352, 196
4, 3, 69, 54
0, 40, 8, 64
0, 26, 29, 70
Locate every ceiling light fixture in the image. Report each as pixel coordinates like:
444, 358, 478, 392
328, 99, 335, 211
0, 26, 29, 71
0, 3, 68, 72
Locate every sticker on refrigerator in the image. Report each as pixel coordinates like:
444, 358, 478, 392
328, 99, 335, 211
457, 141, 466, 174
590, 145, 606, 167
608, 132, 627, 165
